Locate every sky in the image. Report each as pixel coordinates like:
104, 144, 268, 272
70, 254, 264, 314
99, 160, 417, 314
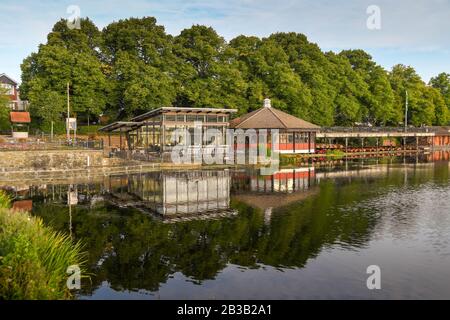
1, 0, 450, 84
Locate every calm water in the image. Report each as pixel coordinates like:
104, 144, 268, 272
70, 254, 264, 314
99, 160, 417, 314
4, 153, 450, 299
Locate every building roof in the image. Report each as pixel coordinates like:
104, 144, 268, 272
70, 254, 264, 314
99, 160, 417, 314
10, 112, 31, 123
98, 121, 144, 132
229, 105, 320, 131
0, 73, 18, 85
132, 107, 237, 122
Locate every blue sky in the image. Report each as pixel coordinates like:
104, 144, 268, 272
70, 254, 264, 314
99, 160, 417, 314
1, 0, 449, 83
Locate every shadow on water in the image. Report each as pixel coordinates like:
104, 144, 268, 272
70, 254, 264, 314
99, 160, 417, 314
2, 151, 450, 298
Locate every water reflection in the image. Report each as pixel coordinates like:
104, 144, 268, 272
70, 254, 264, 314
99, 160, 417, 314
1, 154, 450, 299
105, 171, 235, 222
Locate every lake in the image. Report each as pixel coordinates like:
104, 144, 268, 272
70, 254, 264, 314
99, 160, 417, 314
5, 152, 450, 299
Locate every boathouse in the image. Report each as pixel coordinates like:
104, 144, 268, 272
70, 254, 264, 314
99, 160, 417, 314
99, 107, 237, 159
229, 99, 320, 154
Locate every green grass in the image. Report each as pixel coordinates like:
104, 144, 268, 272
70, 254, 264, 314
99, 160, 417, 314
0, 191, 87, 300
77, 125, 103, 135
325, 149, 346, 158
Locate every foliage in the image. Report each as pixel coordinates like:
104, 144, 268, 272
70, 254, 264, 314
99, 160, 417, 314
0, 191, 86, 300
20, 17, 450, 129
0, 86, 10, 131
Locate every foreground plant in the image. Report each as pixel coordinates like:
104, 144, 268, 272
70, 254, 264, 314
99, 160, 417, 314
0, 191, 86, 300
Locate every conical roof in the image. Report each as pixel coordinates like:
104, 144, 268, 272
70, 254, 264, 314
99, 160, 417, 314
229, 106, 320, 130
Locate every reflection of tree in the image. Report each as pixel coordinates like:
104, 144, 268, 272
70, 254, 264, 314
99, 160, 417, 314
30, 163, 448, 295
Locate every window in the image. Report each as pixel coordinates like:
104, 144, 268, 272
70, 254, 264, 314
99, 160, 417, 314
0, 83, 14, 95
164, 114, 176, 121
186, 115, 197, 122
176, 114, 185, 122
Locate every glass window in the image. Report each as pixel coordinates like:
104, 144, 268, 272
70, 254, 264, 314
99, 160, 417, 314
165, 114, 176, 121
186, 115, 197, 122
207, 115, 218, 122
176, 114, 185, 122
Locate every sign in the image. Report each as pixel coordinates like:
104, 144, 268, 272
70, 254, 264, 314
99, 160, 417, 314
66, 117, 77, 131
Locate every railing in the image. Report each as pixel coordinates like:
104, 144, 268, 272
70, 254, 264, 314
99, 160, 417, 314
319, 126, 434, 133
0, 136, 104, 151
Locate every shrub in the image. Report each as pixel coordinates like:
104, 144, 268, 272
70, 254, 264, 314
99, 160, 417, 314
0, 191, 10, 208
0, 191, 86, 300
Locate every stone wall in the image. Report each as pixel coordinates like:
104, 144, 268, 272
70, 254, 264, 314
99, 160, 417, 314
0, 149, 107, 172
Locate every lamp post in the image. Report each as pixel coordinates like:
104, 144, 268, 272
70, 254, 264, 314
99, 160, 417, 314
404, 90, 408, 132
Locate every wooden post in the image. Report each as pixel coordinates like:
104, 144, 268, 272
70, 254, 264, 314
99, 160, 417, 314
293, 132, 296, 153
308, 132, 311, 153
119, 130, 122, 150
345, 137, 348, 153
108, 131, 111, 147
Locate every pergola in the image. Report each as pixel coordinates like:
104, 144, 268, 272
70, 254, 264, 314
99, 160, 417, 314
99, 107, 237, 154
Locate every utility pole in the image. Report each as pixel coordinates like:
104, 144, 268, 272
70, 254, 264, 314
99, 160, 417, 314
404, 90, 408, 132
67, 82, 70, 142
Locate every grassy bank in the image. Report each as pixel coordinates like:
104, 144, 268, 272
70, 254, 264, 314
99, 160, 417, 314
0, 191, 86, 299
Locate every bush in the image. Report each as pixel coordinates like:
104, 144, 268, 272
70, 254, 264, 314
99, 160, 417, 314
0, 191, 86, 300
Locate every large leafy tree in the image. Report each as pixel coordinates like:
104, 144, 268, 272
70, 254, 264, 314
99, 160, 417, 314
340, 50, 398, 125
20, 18, 108, 131
429, 73, 450, 125
102, 17, 177, 117
20, 16, 450, 129
389, 64, 437, 126
173, 25, 248, 110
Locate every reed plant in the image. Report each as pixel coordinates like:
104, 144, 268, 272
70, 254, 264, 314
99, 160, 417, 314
0, 191, 86, 299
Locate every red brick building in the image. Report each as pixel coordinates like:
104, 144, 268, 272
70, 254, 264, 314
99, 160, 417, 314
0, 73, 28, 111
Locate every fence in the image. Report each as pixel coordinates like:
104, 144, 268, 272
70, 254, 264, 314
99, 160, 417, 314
319, 126, 434, 133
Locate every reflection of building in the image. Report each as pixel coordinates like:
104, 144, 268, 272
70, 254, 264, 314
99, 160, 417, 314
230, 99, 320, 154
232, 167, 315, 194
231, 167, 317, 212
106, 170, 236, 221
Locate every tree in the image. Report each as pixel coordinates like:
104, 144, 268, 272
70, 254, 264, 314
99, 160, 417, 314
173, 25, 248, 110
389, 65, 436, 126
102, 17, 177, 117
20, 19, 108, 129
430, 73, 450, 125
340, 50, 398, 125
0, 86, 10, 131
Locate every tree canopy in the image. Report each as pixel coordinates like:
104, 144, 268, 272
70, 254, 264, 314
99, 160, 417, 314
20, 17, 450, 131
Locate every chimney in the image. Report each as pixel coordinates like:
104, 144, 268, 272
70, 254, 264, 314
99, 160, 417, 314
263, 98, 271, 108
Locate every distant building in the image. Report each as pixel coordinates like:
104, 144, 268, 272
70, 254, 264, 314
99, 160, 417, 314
0, 73, 28, 111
